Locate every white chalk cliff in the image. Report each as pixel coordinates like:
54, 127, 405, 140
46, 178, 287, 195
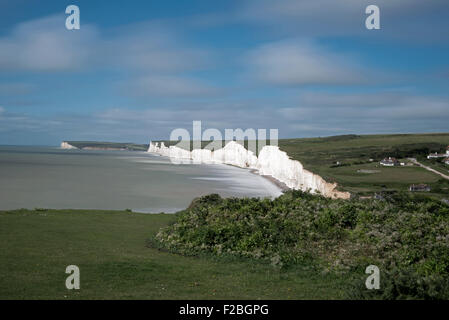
147, 141, 350, 199
60, 141, 78, 149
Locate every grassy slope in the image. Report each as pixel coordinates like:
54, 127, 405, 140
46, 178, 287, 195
0, 209, 352, 300
278, 133, 449, 196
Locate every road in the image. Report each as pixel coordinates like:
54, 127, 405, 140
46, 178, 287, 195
408, 158, 449, 180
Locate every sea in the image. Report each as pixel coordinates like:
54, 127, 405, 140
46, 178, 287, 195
0, 146, 282, 213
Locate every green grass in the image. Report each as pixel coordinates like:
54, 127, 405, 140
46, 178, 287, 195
420, 157, 449, 176
317, 162, 440, 193
0, 209, 354, 300
277, 133, 449, 197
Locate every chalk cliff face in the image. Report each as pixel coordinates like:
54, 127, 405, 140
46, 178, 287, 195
256, 146, 350, 199
212, 141, 258, 167
191, 148, 213, 163
60, 141, 78, 149
147, 141, 350, 199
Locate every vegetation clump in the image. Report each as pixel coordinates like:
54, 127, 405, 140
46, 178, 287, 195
154, 190, 449, 299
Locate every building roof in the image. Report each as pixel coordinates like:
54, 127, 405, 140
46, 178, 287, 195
381, 157, 398, 162
409, 184, 431, 190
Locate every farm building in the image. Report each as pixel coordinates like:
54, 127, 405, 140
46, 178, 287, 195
427, 147, 449, 159
427, 152, 447, 159
380, 157, 400, 166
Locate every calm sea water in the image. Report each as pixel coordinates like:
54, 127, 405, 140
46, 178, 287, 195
0, 146, 281, 213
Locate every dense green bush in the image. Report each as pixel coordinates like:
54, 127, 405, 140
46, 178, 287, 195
154, 190, 449, 299
368, 142, 446, 160
348, 267, 449, 300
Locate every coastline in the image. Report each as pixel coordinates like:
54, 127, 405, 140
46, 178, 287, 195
148, 152, 285, 198
147, 141, 351, 199
249, 168, 290, 193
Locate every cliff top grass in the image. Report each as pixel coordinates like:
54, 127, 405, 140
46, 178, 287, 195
277, 133, 449, 197
0, 208, 353, 299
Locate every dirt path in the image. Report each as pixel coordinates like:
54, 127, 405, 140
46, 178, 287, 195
408, 158, 449, 180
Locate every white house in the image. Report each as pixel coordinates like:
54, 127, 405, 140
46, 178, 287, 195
427, 152, 446, 159
380, 157, 399, 166
427, 146, 449, 159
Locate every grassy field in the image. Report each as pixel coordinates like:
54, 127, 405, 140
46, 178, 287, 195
277, 133, 449, 197
420, 157, 449, 176
312, 162, 441, 194
0, 209, 354, 300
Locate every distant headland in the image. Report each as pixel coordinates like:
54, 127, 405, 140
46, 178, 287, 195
61, 141, 148, 151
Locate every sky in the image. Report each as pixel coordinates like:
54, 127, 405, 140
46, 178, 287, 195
0, 0, 448, 145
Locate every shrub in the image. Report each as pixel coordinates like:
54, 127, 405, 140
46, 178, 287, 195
153, 190, 449, 299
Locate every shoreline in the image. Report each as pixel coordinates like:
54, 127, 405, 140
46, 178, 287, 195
148, 152, 286, 198
248, 168, 290, 193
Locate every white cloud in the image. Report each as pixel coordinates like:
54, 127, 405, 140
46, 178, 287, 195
247, 40, 363, 86
0, 15, 98, 72
0, 16, 211, 73
238, 0, 449, 42
111, 33, 210, 73
1, 91, 448, 145
88, 94, 449, 140
279, 93, 449, 126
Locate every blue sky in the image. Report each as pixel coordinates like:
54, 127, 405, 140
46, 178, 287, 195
0, 0, 448, 145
